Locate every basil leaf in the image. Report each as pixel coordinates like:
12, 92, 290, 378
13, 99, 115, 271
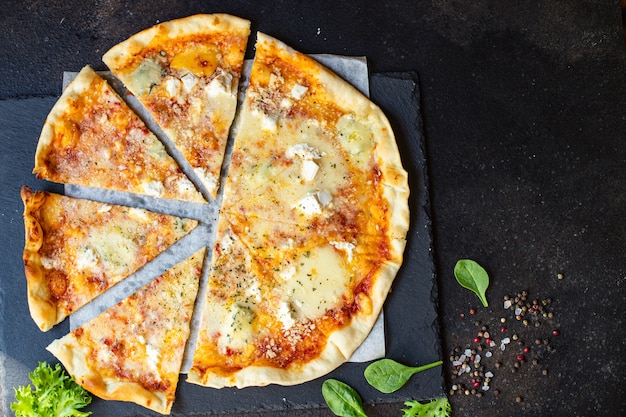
322, 379, 368, 417
364, 359, 443, 393
454, 259, 489, 307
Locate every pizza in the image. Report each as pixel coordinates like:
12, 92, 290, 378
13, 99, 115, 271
103, 14, 250, 198
187, 33, 409, 388
21, 13, 410, 415
21, 186, 198, 332
33, 65, 205, 204
47, 249, 206, 415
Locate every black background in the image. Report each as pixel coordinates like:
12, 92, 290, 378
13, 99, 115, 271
1, 1, 624, 416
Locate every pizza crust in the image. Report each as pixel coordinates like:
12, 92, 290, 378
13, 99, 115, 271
102, 14, 250, 69
21, 186, 58, 331
47, 336, 172, 414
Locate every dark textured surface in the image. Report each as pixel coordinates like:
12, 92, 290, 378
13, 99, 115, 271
1, 1, 625, 416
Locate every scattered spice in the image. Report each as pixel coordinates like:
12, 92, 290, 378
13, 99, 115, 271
449, 289, 559, 403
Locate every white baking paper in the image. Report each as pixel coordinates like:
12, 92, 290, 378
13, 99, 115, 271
66, 53, 385, 371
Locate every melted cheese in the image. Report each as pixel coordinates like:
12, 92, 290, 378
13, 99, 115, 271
280, 245, 351, 320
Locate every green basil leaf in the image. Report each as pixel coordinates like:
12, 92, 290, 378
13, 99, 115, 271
454, 259, 489, 307
322, 379, 368, 417
364, 359, 443, 393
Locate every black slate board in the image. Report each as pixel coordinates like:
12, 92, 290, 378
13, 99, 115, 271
0, 72, 444, 416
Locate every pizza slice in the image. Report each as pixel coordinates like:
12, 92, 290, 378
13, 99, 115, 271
103, 14, 251, 198
221, 33, 409, 239
21, 186, 198, 331
187, 209, 404, 388
47, 248, 206, 415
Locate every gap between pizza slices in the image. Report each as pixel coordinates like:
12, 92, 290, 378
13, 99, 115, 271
25, 12, 410, 414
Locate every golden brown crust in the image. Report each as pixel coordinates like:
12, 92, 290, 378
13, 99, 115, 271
21, 186, 58, 331
47, 336, 171, 413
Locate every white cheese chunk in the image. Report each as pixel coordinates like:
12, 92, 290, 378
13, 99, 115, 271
279, 265, 296, 281
295, 194, 322, 215
97, 204, 112, 213
181, 72, 198, 92
165, 77, 182, 97
330, 241, 356, 262
280, 98, 293, 108
301, 159, 319, 181
193, 167, 217, 194
145, 343, 160, 372
142, 180, 165, 197
261, 113, 278, 131
75, 247, 99, 270
291, 83, 308, 99
317, 189, 333, 207
277, 302, 296, 330
286, 143, 323, 160
205, 71, 234, 98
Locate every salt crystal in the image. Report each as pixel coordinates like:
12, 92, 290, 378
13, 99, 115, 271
458, 367, 465, 376
485, 371, 494, 378
485, 351, 493, 358
504, 300, 512, 309
482, 385, 490, 391
464, 349, 472, 356
502, 337, 511, 344
515, 307, 523, 315
490, 340, 497, 347
459, 354, 467, 362
474, 354, 481, 364
452, 360, 462, 366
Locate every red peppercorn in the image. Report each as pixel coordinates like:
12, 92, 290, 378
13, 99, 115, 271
552, 329, 560, 336
474, 337, 481, 343
485, 338, 492, 344
470, 309, 476, 315
524, 347, 530, 353
460, 313, 465, 318
517, 354, 525, 361
501, 326, 507, 333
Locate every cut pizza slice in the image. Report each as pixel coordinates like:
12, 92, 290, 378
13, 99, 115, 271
21, 186, 198, 331
103, 14, 251, 198
221, 33, 410, 239
187, 209, 404, 388
33, 66, 205, 203
47, 248, 206, 415
188, 214, 336, 388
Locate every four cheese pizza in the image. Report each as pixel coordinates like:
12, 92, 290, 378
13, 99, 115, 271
21, 13, 410, 415
103, 14, 250, 199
